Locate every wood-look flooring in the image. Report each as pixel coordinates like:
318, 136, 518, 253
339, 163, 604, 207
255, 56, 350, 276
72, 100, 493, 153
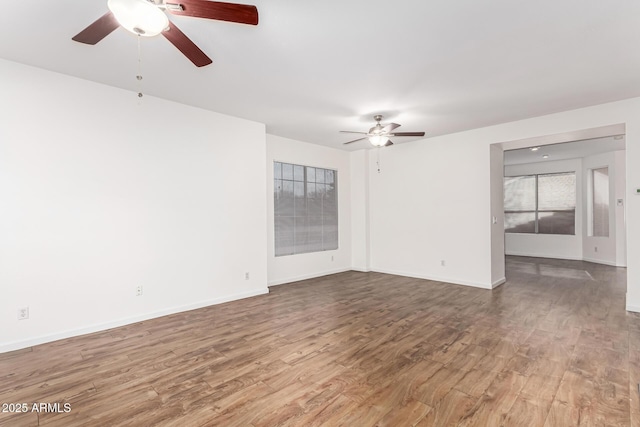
1, 256, 638, 426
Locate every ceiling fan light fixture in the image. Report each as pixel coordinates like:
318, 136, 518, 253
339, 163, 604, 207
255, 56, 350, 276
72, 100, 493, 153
107, 0, 169, 37
165, 3, 185, 11
369, 135, 389, 147
341, 115, 425, 147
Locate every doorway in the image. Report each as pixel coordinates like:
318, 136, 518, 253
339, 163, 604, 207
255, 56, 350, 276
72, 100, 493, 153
489, 124, 627, 286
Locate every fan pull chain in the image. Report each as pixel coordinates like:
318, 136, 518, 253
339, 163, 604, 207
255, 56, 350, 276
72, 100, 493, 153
136, 34, 143, 99
376, 147, 381, 173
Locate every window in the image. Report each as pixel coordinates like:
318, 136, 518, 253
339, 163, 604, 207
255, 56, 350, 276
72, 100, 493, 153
274, 162, 338, 256
591, 167, 609, 237
504, 172, 576, 235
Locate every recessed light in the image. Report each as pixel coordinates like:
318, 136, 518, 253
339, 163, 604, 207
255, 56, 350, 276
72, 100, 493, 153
530, 147, 540, 152
542, 154, 549, 159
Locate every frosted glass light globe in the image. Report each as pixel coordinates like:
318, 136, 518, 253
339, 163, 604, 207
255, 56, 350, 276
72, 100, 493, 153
108, 0, 169, 37
369, 135, 389, 147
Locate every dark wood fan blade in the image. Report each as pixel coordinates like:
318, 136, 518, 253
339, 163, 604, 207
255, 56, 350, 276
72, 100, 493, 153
339, 131, 368, 135
162, 21, 212, 67
167, 0, 258, 25
382, 123, 401, 133
343, 137, 367, 145
384, 140, 394, 146
387, 132, 426, 137
72, 12, 119, 45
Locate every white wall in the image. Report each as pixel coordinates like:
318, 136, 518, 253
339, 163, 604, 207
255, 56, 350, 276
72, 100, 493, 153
490, 145, 506, 287
350, 150, 370, 272
582, 150, 626, 266
266, 135, 351, 285
615, 150, 627, 267
504, 158, 584, 260
367, 139, 494, 289
0, 59, 268, 352
358, 98, 640, 308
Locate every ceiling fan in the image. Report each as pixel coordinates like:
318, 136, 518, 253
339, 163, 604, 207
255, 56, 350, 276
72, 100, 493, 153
72, 0, 259, 67
340, 115, 426, 147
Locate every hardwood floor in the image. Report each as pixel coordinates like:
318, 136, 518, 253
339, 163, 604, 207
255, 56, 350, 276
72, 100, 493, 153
1, 256, 638, 426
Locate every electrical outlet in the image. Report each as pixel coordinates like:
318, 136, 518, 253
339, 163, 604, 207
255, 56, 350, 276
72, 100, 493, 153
245, 272, 250, 280
441, 260, 446, 267
18, 307, 29, 320
136, 285, 143, 296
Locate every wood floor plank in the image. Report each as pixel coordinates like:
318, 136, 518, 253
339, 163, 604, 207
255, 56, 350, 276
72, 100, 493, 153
458, 370, 528, 426
0, 411, 39, 427
629, 346, 640, 427
547, 370, 597, 426
504, 395, 554, 427
0, 256, 635, 426
375, 398, 432, 427
410, 366, 470, 407
453, 368, 499, 398
415, 388, 477, 427
280, 394, 358, 427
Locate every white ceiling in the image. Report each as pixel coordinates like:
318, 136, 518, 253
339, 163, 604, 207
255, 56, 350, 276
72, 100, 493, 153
2, 1, 640, 151
503, 136, 626, 166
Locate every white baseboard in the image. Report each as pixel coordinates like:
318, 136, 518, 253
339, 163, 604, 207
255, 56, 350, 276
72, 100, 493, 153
626, 304, 640, 313
350, 267, 371, 273
0, 288, 269, 354
270, 267, 496, 290
492, 277, 506, 288
506, 251, 583, 261
507, 252, 625, 268
582, 257, 618, 267
371, 268, 493, 290
268, 268, 351, 286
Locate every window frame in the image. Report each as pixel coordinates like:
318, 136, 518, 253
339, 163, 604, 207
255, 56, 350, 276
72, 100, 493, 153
504, 171, 576, 235
274, 161, 339, 257
589, 166, 610, 237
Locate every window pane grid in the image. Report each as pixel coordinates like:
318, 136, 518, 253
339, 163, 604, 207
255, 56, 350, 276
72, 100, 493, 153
504, 172, 575, 235
275, 162, 338, 256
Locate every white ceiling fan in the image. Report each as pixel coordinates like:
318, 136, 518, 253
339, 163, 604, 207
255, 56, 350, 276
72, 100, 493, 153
340, 115, 426, 147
